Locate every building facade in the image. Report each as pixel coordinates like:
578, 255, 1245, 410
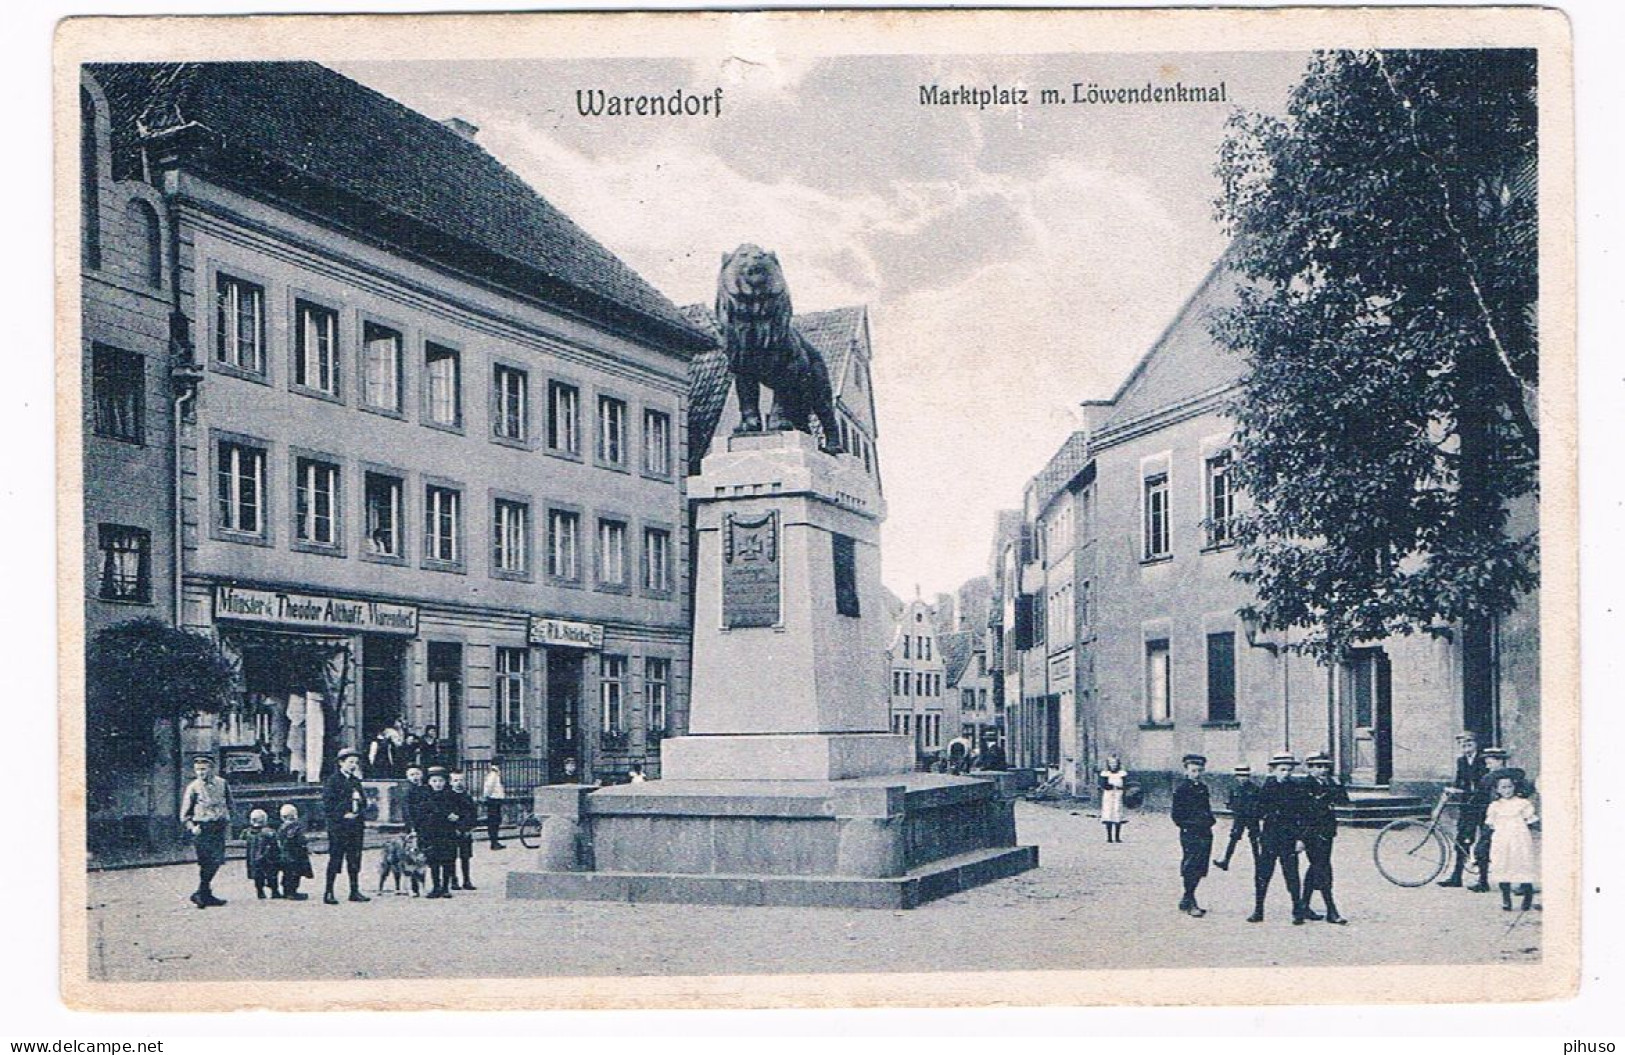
887, 597, 957, 765
85, 62, 713, 817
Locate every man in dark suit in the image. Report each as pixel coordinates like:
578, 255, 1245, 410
1171, 753, 1216, 918
322, 748, 372, 905
1300, 751, 1351, 924
1213, 763, 1261, 872
1250, 752, 1308, 924
1439, 732, 1488, 887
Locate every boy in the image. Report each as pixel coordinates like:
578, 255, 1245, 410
482, 761, 507, 850
242, 808, 281, 899
448, 770, 478, 891
322, 748, 372, 904
1170, 753, 1215, 918
275, 803, 313, 900
1300, 752, 1350, 924
1213, 763, 1261, 871
1250, 752, 1307, 924
1440, 732, 1488, 887
179, 754, 233, 909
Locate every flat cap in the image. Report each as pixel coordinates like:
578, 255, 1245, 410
336, 747, 361, 762
1182, 753, 1208, 767
426, 765, 449, 777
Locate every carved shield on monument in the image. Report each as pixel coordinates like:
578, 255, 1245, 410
722, 511, 781, 628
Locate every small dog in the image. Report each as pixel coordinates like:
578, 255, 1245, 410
377, 831, 428, 896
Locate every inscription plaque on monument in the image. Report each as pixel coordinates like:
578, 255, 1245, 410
722, 511, 781, 628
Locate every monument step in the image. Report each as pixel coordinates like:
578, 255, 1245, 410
505, 843, 1038, 910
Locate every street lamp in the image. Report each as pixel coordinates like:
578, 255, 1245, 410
1240, 607, 1280, 655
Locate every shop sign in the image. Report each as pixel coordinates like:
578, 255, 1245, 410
722, 511, 781, 628
529, 616, 605, 650
1048, 650, 1074, 688
214, 585, 419, 635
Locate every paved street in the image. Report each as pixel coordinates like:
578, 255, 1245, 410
85, 801, 1541, 981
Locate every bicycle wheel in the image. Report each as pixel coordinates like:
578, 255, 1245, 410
517, 814, 543, 850
1373, 819, 1451, 887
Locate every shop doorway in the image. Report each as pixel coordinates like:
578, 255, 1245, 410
1340, 648, 1393, 786
425, 641, 463, 761
546, 650, 583, 783
362, 635, 408, 748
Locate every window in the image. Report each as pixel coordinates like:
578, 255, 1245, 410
424, 344, 461, 428
903, 636, 911, 660
80, 89, 100, 270
493, 498, 530, 575
92, 346, 143, 443
493, 364, 528, 442
597, 518, 627, 587
902, 672, 910, 697
215, 274, 264, 374
361, 321, 402, 412
600, 654, 627, 735
1206, 452, 1235, 547
97, 524, 150, 603
1145, 639, 1171, 724
294, 457, 340, 547
364, 472, 403, 558
294, 301, 339, 396
548, 508, 580, 581
644, 527, 672, 593
833, 533, 860, 616
643, 408, 672, 476
597, 395, 626, 466
1207, 631, 1237, 723
548, 380, 579, 455
128, 200, 161, 287
1143, 472, 1170, 560
645, 657, 670, 737
427, 643, 463, 756
494, 647, 527, 743
1079, 580, 1093, 634
424, 484, 461, 564
216, 440, 266, 536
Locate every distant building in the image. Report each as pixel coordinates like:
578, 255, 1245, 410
941, 625, 995, 750
83, 61, 712, 824
887, 596, 957, 765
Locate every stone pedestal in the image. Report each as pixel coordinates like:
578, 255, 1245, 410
508, 431, 1036, 909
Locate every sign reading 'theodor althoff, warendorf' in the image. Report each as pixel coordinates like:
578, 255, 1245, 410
213, 585, 420, 635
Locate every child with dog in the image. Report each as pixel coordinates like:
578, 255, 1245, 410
275, 804, 313, 901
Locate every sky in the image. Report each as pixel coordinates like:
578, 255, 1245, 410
336, 51, 1309, 601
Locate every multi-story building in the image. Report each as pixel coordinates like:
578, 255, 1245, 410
886, 596, 956, 765
85, 62, 713, 810
942, 626, 995, 749
986, 509, 1024, 766
1030, 258, 1540, 800
80, 71, 186, 848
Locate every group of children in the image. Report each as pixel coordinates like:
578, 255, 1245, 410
239, 804, 315, 900
1442, 735, 1540, 913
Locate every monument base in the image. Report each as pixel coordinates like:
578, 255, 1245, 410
659, 731, 914, 781
505, 772, 1038, 910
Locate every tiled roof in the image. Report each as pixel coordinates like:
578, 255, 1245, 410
1031, 430, 1092, 512
939, 630, 976, 687
87, 62, 711, 351
682, 303, 868, 474
1097, 258, 1246, 435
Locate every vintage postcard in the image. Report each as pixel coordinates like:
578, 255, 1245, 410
55, 7, 1577, 1011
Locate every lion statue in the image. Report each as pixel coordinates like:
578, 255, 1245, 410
715, 244, 843, 454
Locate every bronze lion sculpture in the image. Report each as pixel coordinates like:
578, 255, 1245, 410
715, 245, 843, 454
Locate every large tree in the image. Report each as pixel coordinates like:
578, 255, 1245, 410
1213, 50, 1539, 738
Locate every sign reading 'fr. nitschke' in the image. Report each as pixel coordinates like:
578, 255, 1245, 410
722, 511, 781, 628
529, 617, 605, 650
213, 585, 419, 635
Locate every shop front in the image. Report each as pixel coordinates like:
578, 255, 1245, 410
530, 615, 600, 784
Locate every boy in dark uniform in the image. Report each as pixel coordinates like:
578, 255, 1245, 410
1250, 752, 1307, 924
1440, 732, 1488, 887
1300, 752, 1350, 924
242, 808, 281, 899
322, 748, 372, 905
415, 766, 461, 898
1171, 753, 1216, 918
448, 770, 478, 891
275, 803, 313, 900
398, 763, 428, 835
1213, 763, 1261, 872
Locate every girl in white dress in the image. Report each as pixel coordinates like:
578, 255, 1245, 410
1483, 773, 1538, 911
1099, 755, 1129, 843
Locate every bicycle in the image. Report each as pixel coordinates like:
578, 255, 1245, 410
1372, 786, 1483, 887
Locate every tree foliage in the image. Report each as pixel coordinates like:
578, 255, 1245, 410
85, 618, 237, 770
1213, 50, 1539, 660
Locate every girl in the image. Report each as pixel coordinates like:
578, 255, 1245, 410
1099, 755, 1130, 843
1483, 773, 1539, 911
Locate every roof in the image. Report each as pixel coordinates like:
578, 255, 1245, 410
1031, 430, 1092, 513
86, 62, 711, 352
1097, 258, 1246, 435
682, 303, 869, 473
939, 630, 976, 687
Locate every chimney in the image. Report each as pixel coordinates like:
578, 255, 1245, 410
441, 117, 479, 142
